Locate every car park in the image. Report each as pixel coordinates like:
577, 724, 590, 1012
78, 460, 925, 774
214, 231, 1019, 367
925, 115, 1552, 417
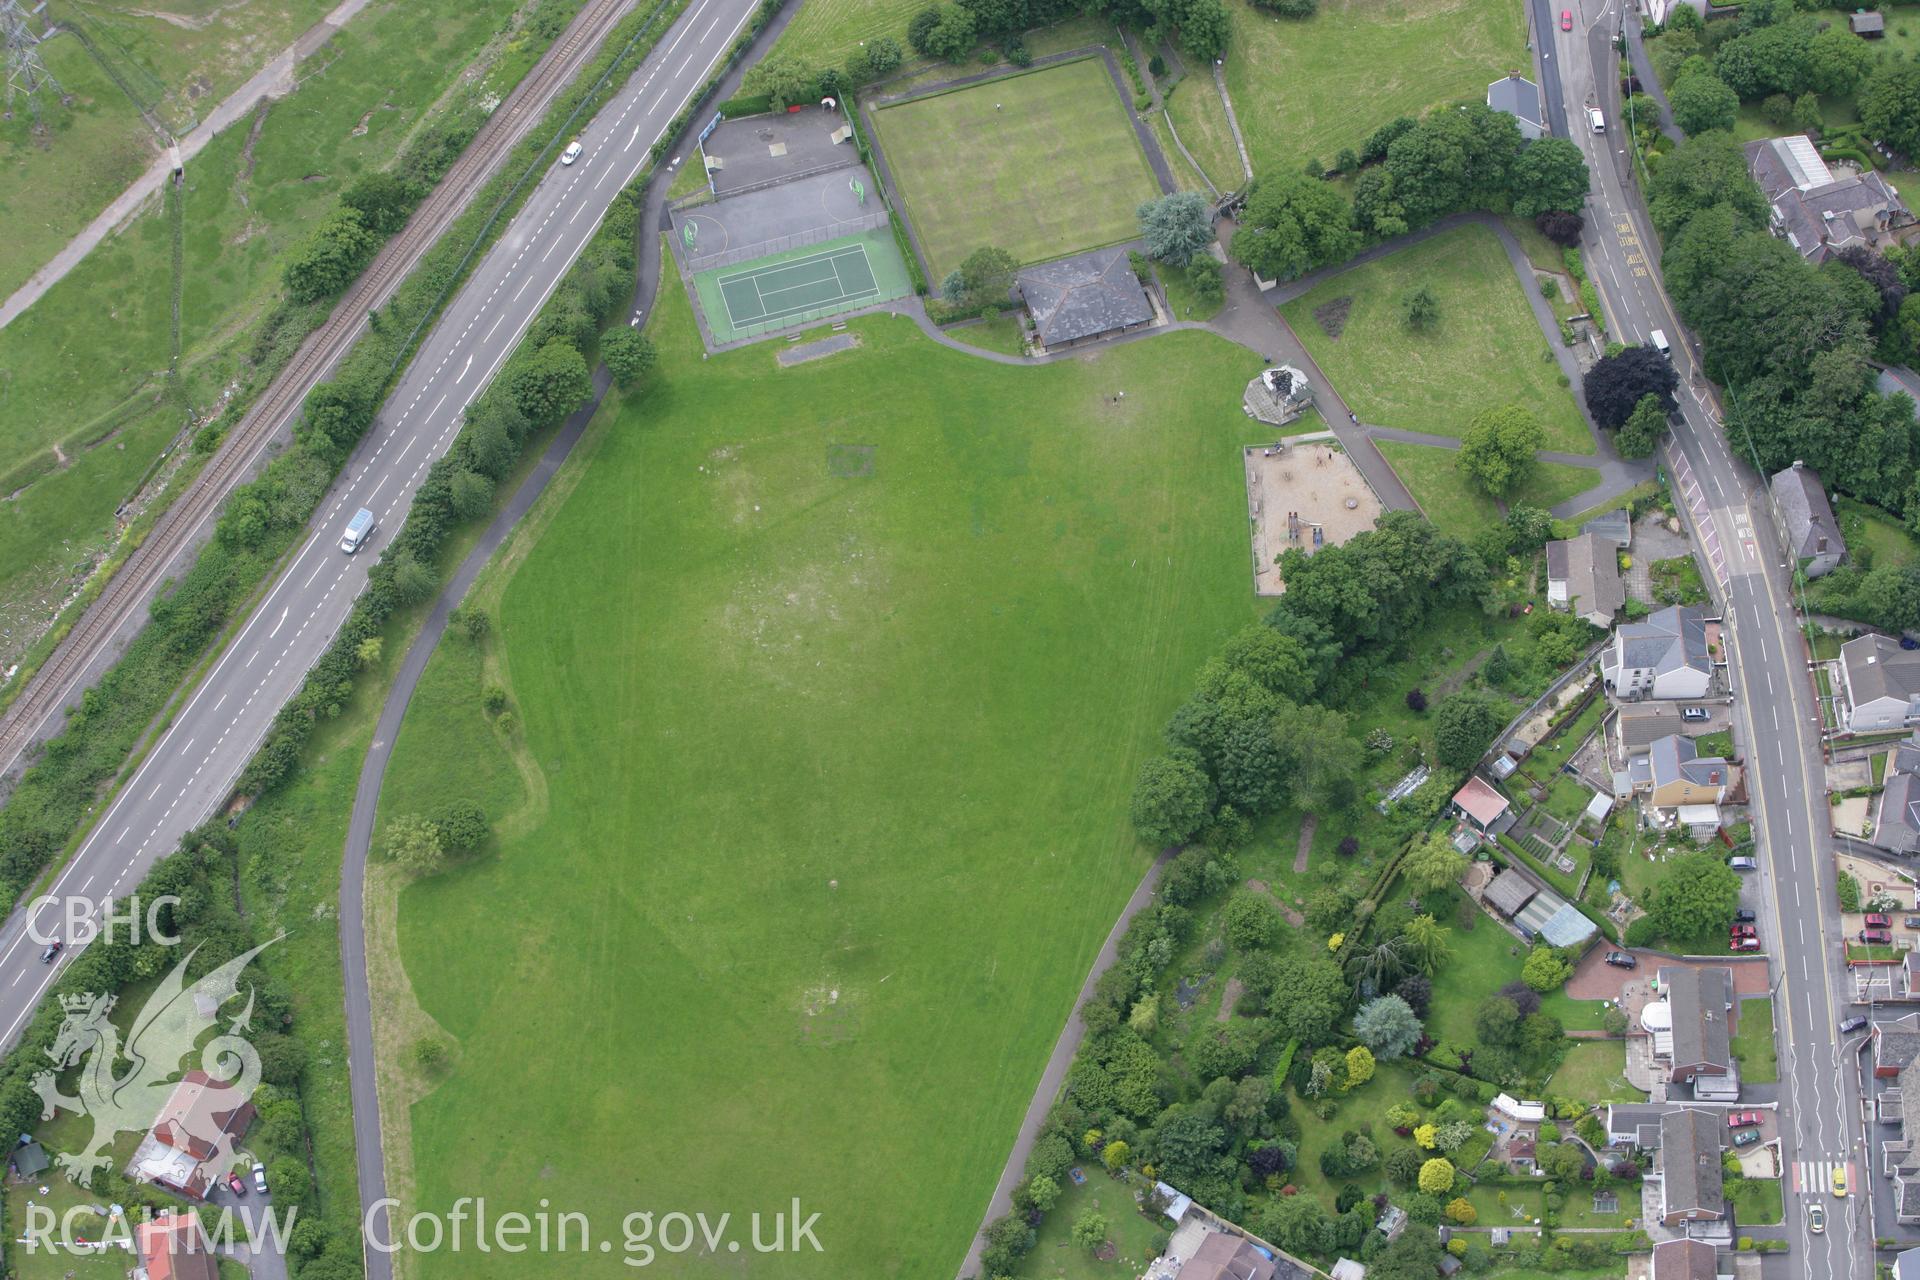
1863, 927, 1893, 944
1604, 951, 1637, 968
1727, 1111, 1761, 1129
1866, 913, 1891, 927
1840, 1015, 1869, 1034
1730, 936, 1760, 951
1732, 1128, 1760, 1147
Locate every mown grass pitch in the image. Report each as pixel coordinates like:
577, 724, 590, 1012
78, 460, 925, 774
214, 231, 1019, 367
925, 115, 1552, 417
873, 57, 1161, 280
376, 263, 1266, 1279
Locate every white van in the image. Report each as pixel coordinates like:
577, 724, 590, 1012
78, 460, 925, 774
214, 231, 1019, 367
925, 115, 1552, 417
1650, 329, 1671, 359
1588, 107, 1606, 134
340, 507, 375, 554
561, 138, 583, 166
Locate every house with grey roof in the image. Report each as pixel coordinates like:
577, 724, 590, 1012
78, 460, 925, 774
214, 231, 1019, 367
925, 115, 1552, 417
1613, 703, 1687, 758
1607, 1103, 1670, 1151
1769, 461, 1845, 579
1838, 634, 1920, 733
1486, 74, 1544, 140
1746, 135, 1913, 265
1649, 966, 1735, 1096
1657, 1108, 1725, 1224
1546, 532, 1624, 627
1014, 248, 1154, 350
1878, 761, 1920, 855
1641, 734, 1737, 808
1883, 1055, 1920, 1224
1876, 1013, 1920, 1078
1601, 605, 1714, 702
1896, 1247, 1920, 1280
1484, 865, 1541, 917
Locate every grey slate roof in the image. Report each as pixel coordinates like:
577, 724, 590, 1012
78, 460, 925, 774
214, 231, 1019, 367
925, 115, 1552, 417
1582, 508, 1633, 549
1851, 10, 1885, 32
1486, 74, 1543, 140
1842, 634, 1920, 705
1880, 1016, 1920, 1071
1608, 1103, 1669, 1148
1016, 248, 1153, 347
1547, 533, 1624, 622
1881, 770, 1920, 853
1648, 734, 1731, 792
1900, 1056, 1920, 1161
1770, 462, 1844, 562
1663, 965, 1733, 1073
1618, 605, 1712, 677
1485, 865, 1540, 916
1746, 135, 1913, 264
1661, 1107, 1725, 1218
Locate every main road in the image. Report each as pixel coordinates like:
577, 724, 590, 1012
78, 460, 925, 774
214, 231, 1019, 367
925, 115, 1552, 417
1536, 0, 1867, 1271
0, 0, 760, 1047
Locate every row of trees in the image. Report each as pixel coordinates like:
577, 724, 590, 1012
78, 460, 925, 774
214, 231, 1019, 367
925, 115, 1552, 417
1232, 102, 1589, 282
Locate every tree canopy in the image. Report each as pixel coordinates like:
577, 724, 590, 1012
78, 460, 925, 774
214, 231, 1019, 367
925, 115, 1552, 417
1459, 404, 1546, 496
1137, 191, 1217, 266
1231, 175, 1361, 282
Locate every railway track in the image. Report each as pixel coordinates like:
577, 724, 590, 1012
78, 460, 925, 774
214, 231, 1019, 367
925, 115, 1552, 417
0, 0, 636, 780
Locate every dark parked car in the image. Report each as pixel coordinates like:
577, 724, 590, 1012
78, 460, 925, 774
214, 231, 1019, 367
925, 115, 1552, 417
38, 941, 60, 964
1604, 952, 1637, 968
1734, 909, 1757, 923
1840, 1016, 1869, 1034
1906, 917, 1920, 929
1732, 1128, 1761, 1147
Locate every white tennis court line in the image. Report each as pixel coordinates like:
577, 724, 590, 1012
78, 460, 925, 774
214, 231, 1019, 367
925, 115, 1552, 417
716, 244, 884, 329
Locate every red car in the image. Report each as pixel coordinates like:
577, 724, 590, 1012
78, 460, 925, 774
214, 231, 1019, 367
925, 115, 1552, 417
1727, 1110, 1762, 1130
1730, 936, 1761, 951
1866, 913, 1891, 928
1730, 923, 1757, 938
1863, 928, 1893, 944
227, 1171, 247, 1197
1560, 8, 1573, 29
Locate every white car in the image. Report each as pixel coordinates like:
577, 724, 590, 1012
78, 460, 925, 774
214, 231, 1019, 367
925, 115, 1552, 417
252, 1162, 268, 1195
561, 139, 583, 166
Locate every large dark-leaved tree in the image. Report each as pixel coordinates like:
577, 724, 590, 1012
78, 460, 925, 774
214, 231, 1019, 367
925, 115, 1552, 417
1583, 344, 1679, 429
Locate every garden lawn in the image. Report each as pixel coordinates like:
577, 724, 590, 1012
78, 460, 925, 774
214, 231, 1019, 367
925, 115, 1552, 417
1836, 496, 1920, 570
873, 58, 1161, 279
1223, 0, 1527, 175
1425, 903, 1531, 1054
0, 0, 527, 664
1014, 1170, 1164, 1279
944, 311, 1030, 355
1280, 224, 1591, 452
1731, 998, 1777, 1085
1374, 441, 1600, 536
1731, 1177, 1784, 1225
1548, 1040, 1639, 1102
377, 283, 1269, 1279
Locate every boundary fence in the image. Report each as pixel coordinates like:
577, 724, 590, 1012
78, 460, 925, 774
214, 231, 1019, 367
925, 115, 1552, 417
684, 209, 888, 272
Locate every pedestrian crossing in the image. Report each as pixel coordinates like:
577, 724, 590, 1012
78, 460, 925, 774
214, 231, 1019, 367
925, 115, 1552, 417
1791, 1159, 1853, 1194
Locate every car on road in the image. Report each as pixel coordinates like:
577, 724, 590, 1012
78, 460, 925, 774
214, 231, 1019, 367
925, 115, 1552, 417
1840, 1015, 1869, 1034
252, 1162, 267, 1195
1604, 951, 1637, 968
1727, 1111, 1761, 1129
1833, 1166, 1848, 1198
1730, 855, 1758, 871
1732, 1128, 1760, 1147
1730, 936, 1761, 951
227, 1171, 247, 1196
1560, 7, 1573, 27
1866, 913, 1891, 927
1734, 908, 1757, 923
1863, 927, 1893, 944
1681, 705, 1709, 721
38, 940, 60, 963
561, 138, 583, 166
1809, 1203, 1826, 1233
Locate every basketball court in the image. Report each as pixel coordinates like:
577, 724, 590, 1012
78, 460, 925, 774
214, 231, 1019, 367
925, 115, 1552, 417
716, 242, 880, 330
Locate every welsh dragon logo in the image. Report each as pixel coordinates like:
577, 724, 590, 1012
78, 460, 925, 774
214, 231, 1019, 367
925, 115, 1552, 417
31, 939, 278, 1187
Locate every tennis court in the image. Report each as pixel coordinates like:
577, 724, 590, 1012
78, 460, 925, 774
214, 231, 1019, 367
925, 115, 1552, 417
718, 243, 879, 329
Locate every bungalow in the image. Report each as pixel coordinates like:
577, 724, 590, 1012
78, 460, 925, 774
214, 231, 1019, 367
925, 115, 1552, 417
134, 1213, 218, 1280
1601, 605, 1714, 702
1642, 734, 1737, 809
1546, 533, 1625, 627
1769, 462, 1845, 579
1838, 634, 1920, 734
1452, 775, 1513, 834
124, 1071, 257, 1201
1180, 1231, 1279, 1280
1014, 248, 1155, 351
1656, 1108, 1726, 1225
1645, 966, 1737, 1098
